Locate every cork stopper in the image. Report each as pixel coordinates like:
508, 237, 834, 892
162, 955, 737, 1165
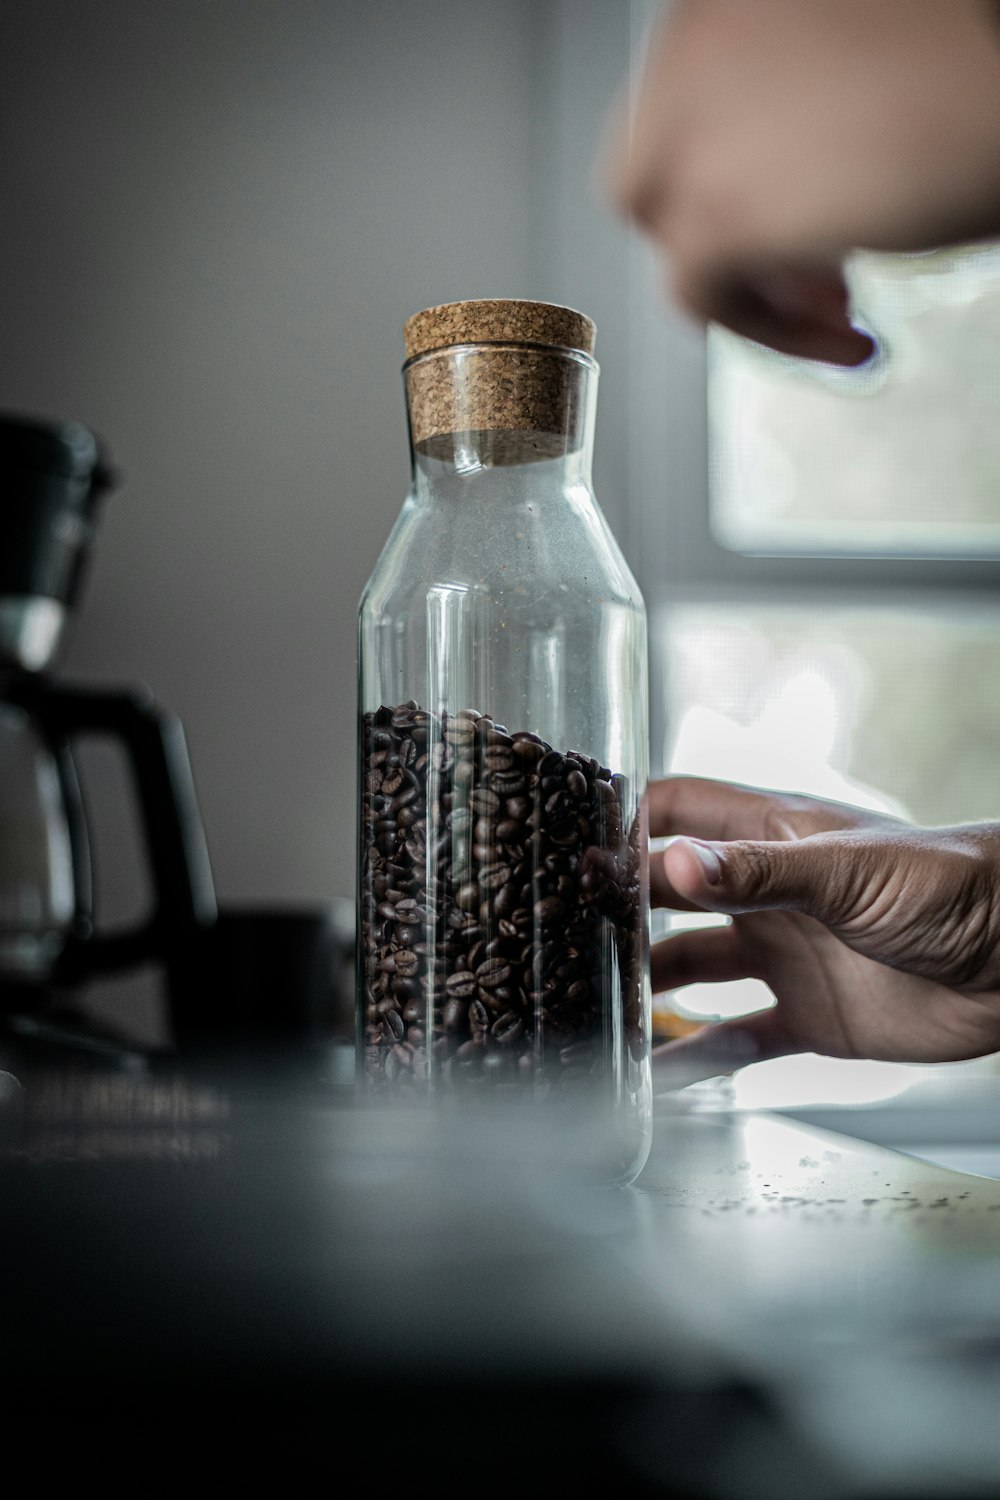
403, 299, 595, 362
403, 299, 597, 466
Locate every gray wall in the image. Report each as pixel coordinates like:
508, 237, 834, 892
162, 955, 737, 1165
0, 0, 641, 1043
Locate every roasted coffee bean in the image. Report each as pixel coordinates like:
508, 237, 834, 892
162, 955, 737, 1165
431, 742, 454, 772
490, 769, 526, 796
482, 745, 514, 772
545, 789, 573, 820
443, 997, 469, 1034
476, 957, 512, 990
391, 781, 419, 811
382, 1008, 405, 1043
469, 999, 490, 1033
565, 768, 589, 800
511, 734, 546, 765
534, 895, 566, 926
492, 880, 517, 918
361, 700, 644, 1093
505, 795, 532, 822
444, 970, 477, 1000
456, 882, 479, 912
453, 757, 475, 786
492, 1011, 524, 1046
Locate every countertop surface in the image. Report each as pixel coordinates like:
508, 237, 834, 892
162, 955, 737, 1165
3, 1060, 999, 1495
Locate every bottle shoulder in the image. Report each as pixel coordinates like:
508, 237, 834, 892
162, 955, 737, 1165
361, 483, 645, 620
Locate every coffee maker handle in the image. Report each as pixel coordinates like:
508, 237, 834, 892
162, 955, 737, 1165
32, 683, 217, 975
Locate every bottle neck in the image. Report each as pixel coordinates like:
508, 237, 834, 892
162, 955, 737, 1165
404, 343, 597, 499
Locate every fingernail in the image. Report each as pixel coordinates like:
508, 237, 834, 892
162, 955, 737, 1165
687, 839, 722, 886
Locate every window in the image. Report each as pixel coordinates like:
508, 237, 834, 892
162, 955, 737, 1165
711, 246, 1000, 558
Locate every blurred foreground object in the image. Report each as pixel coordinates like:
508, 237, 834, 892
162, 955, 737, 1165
614, 0, 1000, 363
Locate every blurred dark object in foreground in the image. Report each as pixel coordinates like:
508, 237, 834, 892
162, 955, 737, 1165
3, 1059, 1000, 1497
0, 1063, 823, 1497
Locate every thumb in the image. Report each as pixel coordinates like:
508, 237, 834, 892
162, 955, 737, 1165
663, 831, 885, 924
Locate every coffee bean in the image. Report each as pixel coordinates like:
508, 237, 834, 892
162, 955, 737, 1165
565, 768, 589, 800
483, 745, 514, 772
443, 997, 469, 1034
456, 882, 480, 912
534, 896, 566, 926
469, 999, 490, 1033
476, 957, 512, 990
490, 769, 526, 796
511, 734, 547, 765
431, 742, 454, 772
492, 1011, 524, 1046
361, 700, 645, 1094
382, 1008, 405, 1043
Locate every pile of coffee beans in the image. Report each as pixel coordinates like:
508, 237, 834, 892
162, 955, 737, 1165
360, 702, 645, 1092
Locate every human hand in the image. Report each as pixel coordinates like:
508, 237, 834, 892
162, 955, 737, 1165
612, 0, 1000, 364
650, 776, 1000, 1086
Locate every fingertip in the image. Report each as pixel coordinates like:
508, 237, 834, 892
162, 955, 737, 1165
663, 837, 724, 902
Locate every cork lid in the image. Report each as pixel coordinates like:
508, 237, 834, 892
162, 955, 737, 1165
403, 299, 596, 361
403, 300, 596, 466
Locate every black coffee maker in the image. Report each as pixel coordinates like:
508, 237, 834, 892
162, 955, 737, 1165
0, 412, 217, 1043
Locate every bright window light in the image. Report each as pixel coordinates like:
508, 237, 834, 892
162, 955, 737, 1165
710, 242, 1000, 556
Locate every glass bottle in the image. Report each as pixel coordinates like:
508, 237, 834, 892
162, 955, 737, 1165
357, 300, 651, 1184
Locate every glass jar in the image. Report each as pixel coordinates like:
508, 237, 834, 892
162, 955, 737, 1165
357, 300, 651, 1184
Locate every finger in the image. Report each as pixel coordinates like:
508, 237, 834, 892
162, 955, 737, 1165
649, 776, 798, 843
651, 924, 749, 993
650, 843, 708, 912
675, 261, 877, 367
649, 774, 875, 845
652, 1007, 797, 1091
662, 829, 891, 926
